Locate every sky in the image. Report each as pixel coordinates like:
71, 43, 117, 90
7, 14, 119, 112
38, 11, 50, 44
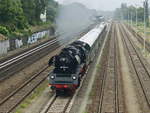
55, 0, 144, 11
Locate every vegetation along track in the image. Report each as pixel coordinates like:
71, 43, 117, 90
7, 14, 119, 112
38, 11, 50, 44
124, 23, 150, 52
0, 26, 95, 113
87, 23, 125, 113
119, 24, 150, 109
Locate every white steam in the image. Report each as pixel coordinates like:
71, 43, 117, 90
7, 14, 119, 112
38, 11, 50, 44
55, 2, 97, 45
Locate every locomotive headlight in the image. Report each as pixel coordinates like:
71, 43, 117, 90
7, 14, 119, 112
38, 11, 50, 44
51, 75, 55, 79
72, 76, 76, 80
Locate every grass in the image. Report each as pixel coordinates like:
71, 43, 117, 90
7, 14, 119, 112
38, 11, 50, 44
126, 21, 150, 43
96, 64, 101, 69
0, 34, 7, 40
5, 21, 54, 40
14, 80, 48, 113
126, 21, 150, 57
30, 22, 54, 33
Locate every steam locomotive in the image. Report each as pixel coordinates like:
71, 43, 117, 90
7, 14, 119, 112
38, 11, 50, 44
48, 23, 106, 95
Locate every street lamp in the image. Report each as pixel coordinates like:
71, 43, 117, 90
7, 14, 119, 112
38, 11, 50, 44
135, 4, 138, 32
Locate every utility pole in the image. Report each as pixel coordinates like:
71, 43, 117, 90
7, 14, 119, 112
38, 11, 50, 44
128, 11, 130, 26
144, 0, 146, 52
145, 0, 149, 27
131, 12, 133, 26
136, 5, 138, 32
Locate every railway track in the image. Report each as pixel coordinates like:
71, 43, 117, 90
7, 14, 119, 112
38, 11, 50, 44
0, 66, 49, 113
97, 23, 124, 113
41, 95, 72, 113
0, 38, 59, 81
0, 26, 95, 113
87, 23, 124, 113
0, 39, 57, 69
119, 24, 150, 109
114, 24, 120, 113
0, 36, 56, 64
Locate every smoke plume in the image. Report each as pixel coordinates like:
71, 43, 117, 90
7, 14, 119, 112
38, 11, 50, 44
55, 2, 97, 45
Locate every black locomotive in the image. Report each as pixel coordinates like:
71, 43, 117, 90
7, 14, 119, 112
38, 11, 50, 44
48, 23, 106, 95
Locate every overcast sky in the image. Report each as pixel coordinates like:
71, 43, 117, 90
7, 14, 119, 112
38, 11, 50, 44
55, 0, 144, 11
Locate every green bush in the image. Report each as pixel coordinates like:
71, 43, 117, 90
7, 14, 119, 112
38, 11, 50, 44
0, 26, 9, 36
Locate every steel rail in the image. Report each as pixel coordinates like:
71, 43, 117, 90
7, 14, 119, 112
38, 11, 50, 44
119, 24, 150, 108
97, 23, 113, 113
0, 39, 57, 69
114, 24, 120, 113
0, 66, 49, 113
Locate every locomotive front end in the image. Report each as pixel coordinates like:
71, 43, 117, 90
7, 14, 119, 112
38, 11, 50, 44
49, 72, 79, 90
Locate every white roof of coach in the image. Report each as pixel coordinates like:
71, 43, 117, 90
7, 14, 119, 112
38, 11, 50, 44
78, 24, 105, 47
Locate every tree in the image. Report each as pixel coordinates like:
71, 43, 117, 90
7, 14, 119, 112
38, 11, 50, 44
0, 26, 9, 36
0, 0, 58, 36
46, 0, 58, 22
21, 0, 36, 25
137, 7, 144, 21
0, 0, 27, 31
34, 0, 48, 23
114, 4, 144, 22
21, 0, 48, 24
23, 0, 49, 24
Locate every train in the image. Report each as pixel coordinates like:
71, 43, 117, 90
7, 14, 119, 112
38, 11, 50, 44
48, 22, 106, 95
